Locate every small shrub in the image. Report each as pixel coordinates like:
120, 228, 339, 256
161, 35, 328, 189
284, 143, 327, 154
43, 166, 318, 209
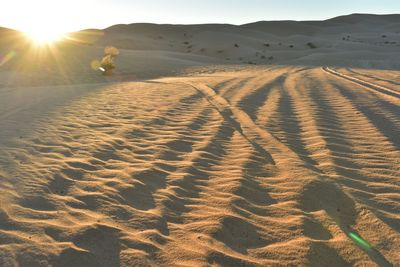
183, 41, 190, 45
104, 46, 120, 57
264, 43, 270, 47
268, 56, 274, 60
382, 35, 387, 38
289, 45, 294, 48
100, 46, 119, 75
234, 43, 239, 48
100, 55, 115, 73
307, 42, 317, 49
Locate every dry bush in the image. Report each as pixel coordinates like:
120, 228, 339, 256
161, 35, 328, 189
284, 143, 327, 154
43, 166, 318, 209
104, 46, 120, 57
101, 55, 115, 71
100, 46, 119, 74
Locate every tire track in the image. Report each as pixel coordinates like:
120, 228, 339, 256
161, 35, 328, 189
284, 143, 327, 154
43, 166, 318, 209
2, 67, 399, 266
183, 81, 312, 171
237, 72, 287, 122
323, 67, 400, 99
323, 72, 400, 150
344, 68, 400, 89
254, 68, 398, 265
262, 73, 322, 170
303, 69, 400, 265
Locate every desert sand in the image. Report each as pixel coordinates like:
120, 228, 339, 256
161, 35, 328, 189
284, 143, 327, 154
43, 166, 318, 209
0, 14, 399, 266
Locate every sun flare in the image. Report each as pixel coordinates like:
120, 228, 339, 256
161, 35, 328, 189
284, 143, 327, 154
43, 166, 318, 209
24, 28, 66, 45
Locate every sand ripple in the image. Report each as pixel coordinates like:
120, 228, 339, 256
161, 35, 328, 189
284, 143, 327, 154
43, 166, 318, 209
1, 67, 399, 266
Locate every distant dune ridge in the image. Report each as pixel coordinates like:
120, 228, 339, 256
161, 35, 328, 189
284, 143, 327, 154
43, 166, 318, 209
0, 13, 399, 86
0, 14, 400, 266
97, 13, 400, 67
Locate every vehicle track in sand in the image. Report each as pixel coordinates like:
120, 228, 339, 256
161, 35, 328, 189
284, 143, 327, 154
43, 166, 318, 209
0, 66, 399, 266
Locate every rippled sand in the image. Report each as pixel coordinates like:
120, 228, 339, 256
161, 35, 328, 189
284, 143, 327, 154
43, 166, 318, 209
0, 66, 399, 266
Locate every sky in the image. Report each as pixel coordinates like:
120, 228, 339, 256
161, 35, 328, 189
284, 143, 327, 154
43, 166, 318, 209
1, 0, 399, 33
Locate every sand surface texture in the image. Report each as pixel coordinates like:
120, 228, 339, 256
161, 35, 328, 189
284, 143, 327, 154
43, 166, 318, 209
1, 66, 399, 266
0, 14, 399, 267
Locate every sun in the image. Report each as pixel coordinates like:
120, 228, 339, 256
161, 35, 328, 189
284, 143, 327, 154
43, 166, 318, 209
24, 28, 66, 45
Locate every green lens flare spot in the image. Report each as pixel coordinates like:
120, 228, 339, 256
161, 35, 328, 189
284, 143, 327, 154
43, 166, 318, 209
0, 50, 16, 67
348, 232, 372, 251
90, 60, 101, 70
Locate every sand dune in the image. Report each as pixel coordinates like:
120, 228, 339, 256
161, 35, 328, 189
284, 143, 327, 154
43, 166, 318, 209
96, 14, 400, 69
1, 14, 399, 88
0, 13, 400, 267
1, 66, 399, 266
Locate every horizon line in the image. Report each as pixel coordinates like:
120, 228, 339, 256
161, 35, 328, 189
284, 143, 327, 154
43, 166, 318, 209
2, 12, 398, 34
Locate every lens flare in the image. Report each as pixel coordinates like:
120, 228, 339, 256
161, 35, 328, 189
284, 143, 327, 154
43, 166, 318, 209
90, 60, 101, 70
348, 232, 372, 251
0, 51, 16, 67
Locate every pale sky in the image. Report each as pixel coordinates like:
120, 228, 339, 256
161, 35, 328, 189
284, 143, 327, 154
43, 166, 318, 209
2, 0, 399, 33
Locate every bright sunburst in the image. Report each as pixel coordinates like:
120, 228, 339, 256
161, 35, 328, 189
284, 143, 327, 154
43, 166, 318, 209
24, 28, 66, 45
